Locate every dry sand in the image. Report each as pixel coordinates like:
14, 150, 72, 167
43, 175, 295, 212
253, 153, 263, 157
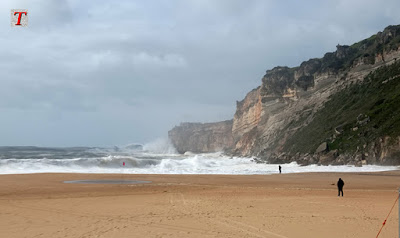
1, 171, 400, 238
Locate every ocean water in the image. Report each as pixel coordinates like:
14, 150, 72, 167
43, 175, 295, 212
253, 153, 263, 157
0, 143, 398, 175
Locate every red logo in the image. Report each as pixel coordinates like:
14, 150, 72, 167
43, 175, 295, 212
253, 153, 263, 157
11, 9, 28, 27
14, 12, 27, 25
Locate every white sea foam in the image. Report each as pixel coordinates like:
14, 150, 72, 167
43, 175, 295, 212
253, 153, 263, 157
0, 150, 398, 175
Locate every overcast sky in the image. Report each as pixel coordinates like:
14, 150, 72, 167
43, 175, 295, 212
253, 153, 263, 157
0, 0, 399, 147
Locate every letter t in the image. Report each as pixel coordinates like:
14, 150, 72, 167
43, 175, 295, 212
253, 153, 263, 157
14, 12, 27, 25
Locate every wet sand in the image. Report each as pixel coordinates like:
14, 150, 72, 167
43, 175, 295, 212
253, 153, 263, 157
1, 171, 399, 238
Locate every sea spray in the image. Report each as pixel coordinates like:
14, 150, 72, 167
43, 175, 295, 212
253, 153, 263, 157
142, 138, 177, 154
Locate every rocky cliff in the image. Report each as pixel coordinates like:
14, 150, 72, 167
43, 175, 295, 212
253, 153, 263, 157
168, 25, 400, 165
168, 120, 234, 154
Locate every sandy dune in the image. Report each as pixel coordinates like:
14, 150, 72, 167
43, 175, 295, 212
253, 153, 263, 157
1, 171, 399, 238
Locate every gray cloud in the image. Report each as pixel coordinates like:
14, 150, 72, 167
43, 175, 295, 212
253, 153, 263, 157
0, 0, 399, 146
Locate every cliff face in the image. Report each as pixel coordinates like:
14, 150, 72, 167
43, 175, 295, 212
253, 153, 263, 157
168, 120, 234, 154
168, 25, 400, 165
232, 87, 263, 156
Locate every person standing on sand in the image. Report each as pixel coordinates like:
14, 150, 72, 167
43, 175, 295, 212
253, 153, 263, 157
279, 165, 281, 174
337, 178, 344, 196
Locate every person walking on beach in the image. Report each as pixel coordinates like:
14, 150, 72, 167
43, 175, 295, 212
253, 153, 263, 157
279, 165, 281, 174
337, 178, 344, 197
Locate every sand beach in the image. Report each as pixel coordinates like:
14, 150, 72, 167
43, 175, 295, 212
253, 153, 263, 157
1, 171, 399, 238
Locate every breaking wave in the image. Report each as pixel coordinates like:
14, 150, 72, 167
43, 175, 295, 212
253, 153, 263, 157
0, 146, 398, 175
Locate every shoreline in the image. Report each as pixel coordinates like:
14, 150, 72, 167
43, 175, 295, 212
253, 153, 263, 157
1, 171, 400, 237
1, 163, 398, 176
1, 166, 399, 176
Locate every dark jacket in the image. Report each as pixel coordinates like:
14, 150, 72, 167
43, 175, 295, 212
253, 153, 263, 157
337, 179, 344, 188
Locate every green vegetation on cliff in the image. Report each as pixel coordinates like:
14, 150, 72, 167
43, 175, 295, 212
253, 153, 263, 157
285, 61, 400, 154
320, 26, 400, 72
